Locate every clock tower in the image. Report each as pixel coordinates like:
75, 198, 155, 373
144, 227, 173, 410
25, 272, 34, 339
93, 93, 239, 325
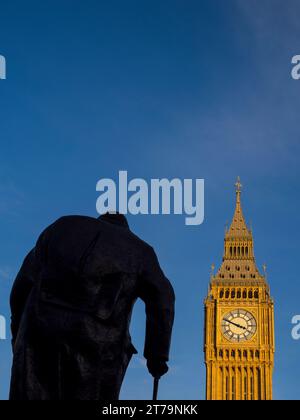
204, 179, 275, 400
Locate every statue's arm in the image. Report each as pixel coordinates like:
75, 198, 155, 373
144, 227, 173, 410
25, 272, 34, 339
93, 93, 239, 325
10, 222, 55, 347
10, 249, 38, 347
138, 247, 175, 364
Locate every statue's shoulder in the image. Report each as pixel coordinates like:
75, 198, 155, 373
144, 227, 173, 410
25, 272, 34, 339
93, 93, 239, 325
44, 215, 100, 239
128, 231, 154, 256
52, 215, 98, 227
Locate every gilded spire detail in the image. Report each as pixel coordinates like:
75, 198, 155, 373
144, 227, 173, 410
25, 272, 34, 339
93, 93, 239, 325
226, 177, 251, 239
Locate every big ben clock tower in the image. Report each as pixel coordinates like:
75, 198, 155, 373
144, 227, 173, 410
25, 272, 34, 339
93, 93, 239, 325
204, 179, 275, 400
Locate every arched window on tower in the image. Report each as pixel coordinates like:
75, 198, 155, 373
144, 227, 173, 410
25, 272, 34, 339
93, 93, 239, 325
257, 368, 261, 400
250, 369, 254, 400
243, 369, 248, 400
232, 371, 236, 400
226, 370, 229, 401
245, 246, 249, 256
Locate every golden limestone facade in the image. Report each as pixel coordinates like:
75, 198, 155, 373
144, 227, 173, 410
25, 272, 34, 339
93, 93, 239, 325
204, 179, 275, 400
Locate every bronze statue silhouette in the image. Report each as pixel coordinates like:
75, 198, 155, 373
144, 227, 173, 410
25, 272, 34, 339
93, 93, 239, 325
9, 213, 175, 400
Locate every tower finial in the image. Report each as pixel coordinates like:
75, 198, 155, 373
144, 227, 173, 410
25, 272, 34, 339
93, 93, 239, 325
235, 176, 242, 194
225, 177, 251, 239
211, 263, 215, 277
263, 263, 267, 276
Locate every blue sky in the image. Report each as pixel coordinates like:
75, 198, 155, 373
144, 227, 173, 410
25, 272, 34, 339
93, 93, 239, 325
0, 0, 300, 400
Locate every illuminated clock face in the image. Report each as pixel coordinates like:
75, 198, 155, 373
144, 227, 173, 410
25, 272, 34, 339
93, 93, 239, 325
221, 309, 257, 342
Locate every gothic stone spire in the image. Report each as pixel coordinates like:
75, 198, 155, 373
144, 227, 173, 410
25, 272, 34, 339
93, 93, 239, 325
212, 178, 265, 284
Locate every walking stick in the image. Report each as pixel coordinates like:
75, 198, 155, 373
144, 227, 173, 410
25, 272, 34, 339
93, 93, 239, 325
152, 377, 160, 401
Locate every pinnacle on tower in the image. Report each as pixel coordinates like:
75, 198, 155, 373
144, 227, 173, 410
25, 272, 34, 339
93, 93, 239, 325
226, 177, 252, 240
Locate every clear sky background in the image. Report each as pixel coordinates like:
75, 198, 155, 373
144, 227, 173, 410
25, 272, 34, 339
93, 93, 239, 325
0, 0, 300, 400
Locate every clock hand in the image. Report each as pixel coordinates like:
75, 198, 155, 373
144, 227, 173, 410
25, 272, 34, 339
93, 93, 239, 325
224, 318, 246, 330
